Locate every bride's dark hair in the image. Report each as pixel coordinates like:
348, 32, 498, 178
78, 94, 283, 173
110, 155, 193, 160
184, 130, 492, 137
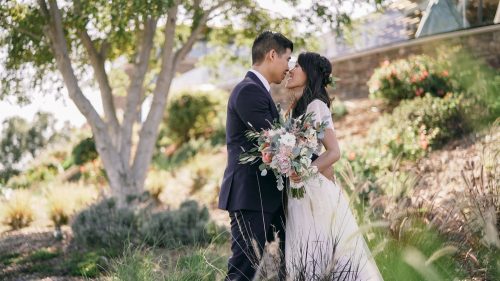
291, 52, 333, 118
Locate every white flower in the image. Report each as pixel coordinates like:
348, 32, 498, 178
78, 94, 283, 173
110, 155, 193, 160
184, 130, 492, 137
261, 169, 268, 176
300, 157, 311, 166
297, 166, 307, 174
271, 128, 285, 137
310, 165, 318, 174
280, 133, 296, 147
307, 141, 318, 150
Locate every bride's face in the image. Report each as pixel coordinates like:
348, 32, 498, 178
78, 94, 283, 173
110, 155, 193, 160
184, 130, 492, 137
285, 63, 307, 90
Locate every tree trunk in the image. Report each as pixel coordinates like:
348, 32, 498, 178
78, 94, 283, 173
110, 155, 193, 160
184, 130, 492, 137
36, 0, 221, 208
93, 131, 141, 207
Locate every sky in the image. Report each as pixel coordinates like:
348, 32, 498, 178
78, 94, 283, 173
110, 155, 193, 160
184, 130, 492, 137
0, 0, 374, 130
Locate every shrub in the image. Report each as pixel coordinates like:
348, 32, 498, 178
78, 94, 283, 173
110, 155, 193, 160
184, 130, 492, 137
71, 137, 98, 166
368, 55, 454, 104
153, 138, 217, 171
1, 190, 35, 230
0, 167, 19, 185
5, 173, 31, 189
139, 200, 213, 248
73, 198, 224, 251
369, 94, 466, 161
437, 47, 500, 128
339, 94, 467, 190
161, 90, 227, 144
6, 163, 58, 189
48, 200, 71, 228
71, 199, 137, 250
331, 99, 348, 119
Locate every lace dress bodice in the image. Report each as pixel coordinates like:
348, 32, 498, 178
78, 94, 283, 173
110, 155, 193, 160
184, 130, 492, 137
305, 99, 335, 154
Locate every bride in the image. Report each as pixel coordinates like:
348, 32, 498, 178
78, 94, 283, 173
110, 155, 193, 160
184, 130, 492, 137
284, 52, 383, 280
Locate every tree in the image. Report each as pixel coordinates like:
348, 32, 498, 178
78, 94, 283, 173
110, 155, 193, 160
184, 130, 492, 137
0, 112, 57, 179
0, 0, 382, 206
0, 117, 30, 170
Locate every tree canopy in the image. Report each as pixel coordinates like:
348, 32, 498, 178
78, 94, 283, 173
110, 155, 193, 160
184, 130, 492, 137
0, 0, 383, 205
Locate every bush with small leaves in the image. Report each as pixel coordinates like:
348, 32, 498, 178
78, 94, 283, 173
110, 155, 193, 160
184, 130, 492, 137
71, 199, 137, 250
71, 137, 98, 166
371, 94, 467, 160
368, 55, 454, 104
341, 94, 468, 189
331, 99, 348, 120
139, 200, 214, 248
7, 163, 58, 189
160, 90, 227, 145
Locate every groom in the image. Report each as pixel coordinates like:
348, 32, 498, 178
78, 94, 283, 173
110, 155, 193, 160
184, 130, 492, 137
219, 31, 293, 281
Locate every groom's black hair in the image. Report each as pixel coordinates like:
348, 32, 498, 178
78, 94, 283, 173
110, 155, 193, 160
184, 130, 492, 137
252, 31, 293, 65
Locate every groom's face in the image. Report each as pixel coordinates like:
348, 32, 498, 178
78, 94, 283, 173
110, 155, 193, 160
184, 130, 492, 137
269, 48, 292, 84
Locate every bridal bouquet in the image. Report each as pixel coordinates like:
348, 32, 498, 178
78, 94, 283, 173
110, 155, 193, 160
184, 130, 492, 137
239, 110, 328, 199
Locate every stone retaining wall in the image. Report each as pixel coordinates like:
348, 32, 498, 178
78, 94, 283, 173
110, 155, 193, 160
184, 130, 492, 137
329, 24, 500, 99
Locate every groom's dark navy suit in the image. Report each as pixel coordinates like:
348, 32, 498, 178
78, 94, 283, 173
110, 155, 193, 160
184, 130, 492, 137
219, 71, 287, 280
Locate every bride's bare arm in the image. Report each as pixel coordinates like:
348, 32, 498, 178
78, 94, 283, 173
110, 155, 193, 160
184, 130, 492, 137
312, 128, 340, 179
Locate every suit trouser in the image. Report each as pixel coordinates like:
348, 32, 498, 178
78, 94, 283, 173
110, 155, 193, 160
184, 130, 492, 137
225, 207, 286, 281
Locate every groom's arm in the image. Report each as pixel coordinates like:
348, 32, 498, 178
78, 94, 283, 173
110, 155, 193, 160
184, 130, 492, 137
235, 84, 274, 131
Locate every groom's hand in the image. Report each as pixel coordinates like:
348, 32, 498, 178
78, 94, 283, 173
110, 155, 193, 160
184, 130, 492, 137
290, 171, 301, 183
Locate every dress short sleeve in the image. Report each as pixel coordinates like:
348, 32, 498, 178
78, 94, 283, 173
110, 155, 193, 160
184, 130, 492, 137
306, 99, 335, 131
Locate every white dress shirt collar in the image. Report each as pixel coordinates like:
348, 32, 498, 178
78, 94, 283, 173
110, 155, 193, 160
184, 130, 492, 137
249, 69, 271, 93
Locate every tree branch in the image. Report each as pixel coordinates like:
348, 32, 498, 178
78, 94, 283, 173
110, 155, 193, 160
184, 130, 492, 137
100, 40, 110, 58
2, 21, 42, 41
38, 0, 113, 155
132, 3, 178, 182
120, 16, 157, 167
131, 0, 229, 186
173, 0, 230, 65
38, 0, 49, 18
74, 0, 120, 137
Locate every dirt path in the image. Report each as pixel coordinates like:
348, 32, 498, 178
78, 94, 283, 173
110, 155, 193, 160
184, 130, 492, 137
334, 98, 384, 144
0, 226, 87, 281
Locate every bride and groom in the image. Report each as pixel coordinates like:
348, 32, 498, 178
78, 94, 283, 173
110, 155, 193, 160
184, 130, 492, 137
218, 31, 383, 281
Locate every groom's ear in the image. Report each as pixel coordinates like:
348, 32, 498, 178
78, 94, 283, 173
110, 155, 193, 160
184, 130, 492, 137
268, 49, 277, 61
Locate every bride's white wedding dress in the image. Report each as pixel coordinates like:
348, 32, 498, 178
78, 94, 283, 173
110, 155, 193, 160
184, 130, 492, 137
285, 99, 383, 280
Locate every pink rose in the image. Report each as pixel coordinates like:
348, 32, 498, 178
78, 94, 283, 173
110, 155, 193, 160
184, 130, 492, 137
262, 152, 273, 164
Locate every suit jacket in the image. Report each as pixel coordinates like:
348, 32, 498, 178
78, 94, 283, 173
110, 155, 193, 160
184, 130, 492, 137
218, 71, 284, 213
